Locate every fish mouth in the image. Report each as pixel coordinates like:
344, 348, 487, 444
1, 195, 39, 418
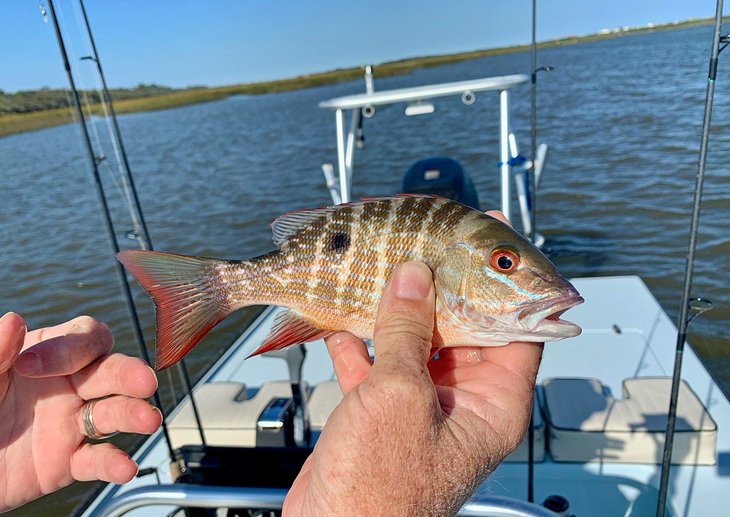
518, 294, 585, 338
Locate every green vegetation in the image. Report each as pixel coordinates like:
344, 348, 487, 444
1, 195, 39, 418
0, 16, 720, 138
0, 83, 180, 114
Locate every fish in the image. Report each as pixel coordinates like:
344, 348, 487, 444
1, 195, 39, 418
117, 195, 583, 370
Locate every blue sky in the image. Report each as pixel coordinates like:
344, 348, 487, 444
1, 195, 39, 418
0, 0, 718, 92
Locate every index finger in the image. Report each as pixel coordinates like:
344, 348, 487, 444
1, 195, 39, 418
478, 341, 544, 381
324, 332, 371, 394
15, 316, 115, 377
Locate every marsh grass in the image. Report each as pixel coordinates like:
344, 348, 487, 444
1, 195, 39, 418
0, 17, 718, 139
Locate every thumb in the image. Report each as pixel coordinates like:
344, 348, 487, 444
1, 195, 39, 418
0, 312, 27, 375
373, 262, 435, 373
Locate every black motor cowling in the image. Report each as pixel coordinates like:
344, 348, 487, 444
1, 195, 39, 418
401, 156, 480, 210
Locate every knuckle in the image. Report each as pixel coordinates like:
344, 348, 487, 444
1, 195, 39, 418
359, 372, 438, 436
366, 369, 431, 406
374, 311, 433, 346
93, 400, 113, 433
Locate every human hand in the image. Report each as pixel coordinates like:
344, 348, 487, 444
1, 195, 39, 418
0, 313, 162, 512
284, 257, 543, 516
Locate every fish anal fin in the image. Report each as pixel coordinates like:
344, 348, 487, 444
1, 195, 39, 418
248, 310, 331, 357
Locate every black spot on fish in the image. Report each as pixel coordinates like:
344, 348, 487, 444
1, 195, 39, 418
328, 232, 350, 252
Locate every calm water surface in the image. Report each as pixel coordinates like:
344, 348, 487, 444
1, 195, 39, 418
1, 25, 729, 515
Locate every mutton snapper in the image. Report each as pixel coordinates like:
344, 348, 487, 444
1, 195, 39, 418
117, 195, 583, 370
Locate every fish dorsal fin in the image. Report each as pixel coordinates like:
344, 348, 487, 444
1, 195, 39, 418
270, 194, 440, 248
248, 309, 332, 357
270, 206, 335, 248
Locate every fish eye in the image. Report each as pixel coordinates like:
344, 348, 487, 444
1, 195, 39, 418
489, 248, 520, 273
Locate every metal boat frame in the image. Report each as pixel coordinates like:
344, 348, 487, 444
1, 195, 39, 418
318, 69, 546, 241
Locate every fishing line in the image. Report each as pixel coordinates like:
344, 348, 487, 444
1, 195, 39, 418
65, 0, 142, 235
56, 0, 140, 242
55, 0, 120, 205
54, 0, 137, 244
72, 1, 142, 240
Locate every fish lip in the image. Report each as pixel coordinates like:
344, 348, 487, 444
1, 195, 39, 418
518, 294, 585, 332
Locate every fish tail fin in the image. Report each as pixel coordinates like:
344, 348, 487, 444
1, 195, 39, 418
117, 250, 235, 370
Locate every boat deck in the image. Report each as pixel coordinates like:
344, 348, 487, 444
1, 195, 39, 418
83, 275, 730, 516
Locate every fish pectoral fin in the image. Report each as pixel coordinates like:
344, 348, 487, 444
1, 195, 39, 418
435, 242, 476, 306
248, 310, 332, 358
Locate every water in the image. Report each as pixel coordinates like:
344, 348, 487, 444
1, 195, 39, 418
1, 25, 729, 516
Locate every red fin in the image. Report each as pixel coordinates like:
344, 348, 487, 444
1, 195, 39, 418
117, 250, 233, 370
248, 310, 331, 358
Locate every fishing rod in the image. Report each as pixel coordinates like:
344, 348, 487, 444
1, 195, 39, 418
655, 2, 725, 515
527, 0, 552, 246
73, 0, 209, 450
528, 0, 538, 247
526, 3, 537, 502
43, 0, 176, 459
527, 0, 553, 502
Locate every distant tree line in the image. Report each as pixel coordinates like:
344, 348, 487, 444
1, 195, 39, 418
0, 83, 196, 114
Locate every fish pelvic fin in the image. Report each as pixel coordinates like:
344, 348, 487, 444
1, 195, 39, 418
248, 309, 332, 358
117, 250, 234, 370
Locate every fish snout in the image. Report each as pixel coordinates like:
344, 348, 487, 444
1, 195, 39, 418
517, 275, 584, 338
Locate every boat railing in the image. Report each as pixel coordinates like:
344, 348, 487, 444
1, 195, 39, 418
97, 484, 559, 517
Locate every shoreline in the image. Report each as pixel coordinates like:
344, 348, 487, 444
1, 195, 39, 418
0, 16, 718, 138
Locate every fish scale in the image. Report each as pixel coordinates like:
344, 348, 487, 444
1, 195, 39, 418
117, 195, 583, 370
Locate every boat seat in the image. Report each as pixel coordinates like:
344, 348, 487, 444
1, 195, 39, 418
167, 381, 306, 450
542, 377, 717, 464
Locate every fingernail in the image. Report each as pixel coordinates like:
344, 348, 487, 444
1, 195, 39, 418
15, 351, 41, 375
149, 404, 163, 425
1, 312, 26, 335
391, 262, 432, 301
146, 365, 159, 390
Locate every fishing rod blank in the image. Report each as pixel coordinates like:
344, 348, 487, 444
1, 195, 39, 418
45, 0, 176, 459
655, 1, 724, 515
75, 0, 208, 450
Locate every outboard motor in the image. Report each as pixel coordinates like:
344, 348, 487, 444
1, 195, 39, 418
401, 156, 480, 210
